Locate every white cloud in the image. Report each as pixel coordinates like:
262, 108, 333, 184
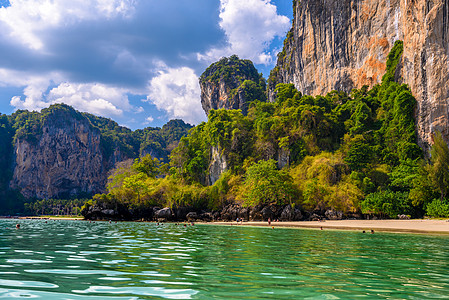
10, 81, 134, 118
0, 0, 135, 49
10, 82, 49, 111
47, 83, 130, 116
5, 71, 58, 111
145, 116, 154, 123
0, 67, 134, 118
199, 0, 290, 65
0, 0, 288, 128
147, 64, 205, 125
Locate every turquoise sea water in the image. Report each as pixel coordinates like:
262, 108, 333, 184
0, 219, 449, 299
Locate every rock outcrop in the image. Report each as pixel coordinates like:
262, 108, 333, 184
10, 106, 108, 199
1, 104, 192, 201
270, 0, 449, 152
208, 146, 228, 185
83, 202, 310, 222
200, 55, 266, 116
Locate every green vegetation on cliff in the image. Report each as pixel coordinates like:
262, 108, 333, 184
200, 55, 267, 114
4, 41, 449, 219
94, 41, 448, 218
84, 111, 193, 163
0, 114, 23, 214
0, 104, 192, 214
200, 55, 263, 86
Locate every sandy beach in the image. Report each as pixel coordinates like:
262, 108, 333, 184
208, 219, 449, 234
7, 217, 449, 234
17, 216, 84, 220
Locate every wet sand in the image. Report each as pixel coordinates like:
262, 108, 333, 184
207, 219, 449, 234
18, 216, 83, 220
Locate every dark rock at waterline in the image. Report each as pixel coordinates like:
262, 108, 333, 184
261, 205, 278, 221
199, 212, 213, 222
280, 205, 303, 221
219, 205, 235, 221
218, 204, 305, 222
81, 201, 130, 221
248, 205, 263, 220
185, 211, 214, 222
325, 209, 343, 220
220, 204, 249, 221
128, 206, 154, 221
186, 212, 198, 221
173, 206, 191, 220
83, 202, 354, 222
249, 205, 278, 221
212, 211, 221, 220
154, 207, 172, 221
309, 213, 322, 221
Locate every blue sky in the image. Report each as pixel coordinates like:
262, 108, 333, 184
0, 0, 292, 129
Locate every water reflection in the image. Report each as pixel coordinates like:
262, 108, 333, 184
0, 219, 448, 299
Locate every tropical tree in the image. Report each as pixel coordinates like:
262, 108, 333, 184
241, 159, 296, 207
430, 132, 449, 200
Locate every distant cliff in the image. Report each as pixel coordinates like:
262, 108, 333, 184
10, 105, 106, 199
200, 55, 266, 116
270, 0, 449, 152
0, 104, 192, 202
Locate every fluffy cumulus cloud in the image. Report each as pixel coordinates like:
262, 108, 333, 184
199, 0, 290, 65
148, 64, 205, 125
11, 81, 132, 117
47, 83, 132, 116
0, 0, 290, 127
0, 0, 135, 50
3, 69, 62, 111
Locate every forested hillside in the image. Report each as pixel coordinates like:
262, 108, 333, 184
87, 41, 449, 220
0, 104, 192, 214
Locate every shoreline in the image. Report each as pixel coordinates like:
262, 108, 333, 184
17, 216, 84, 220
203, 219, 449, 235
4, 216, 449, 235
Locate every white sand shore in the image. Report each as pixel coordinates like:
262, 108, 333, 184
18, 216, 83, 220
206, 219, 449, 234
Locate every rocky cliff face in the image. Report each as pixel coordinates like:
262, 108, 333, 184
208, 146, 228, 185
270, 0, 449, 151
200, 55, 266, 116
201, 80, 249, 116
10, 107, 107, 199
5, 105, 191, 200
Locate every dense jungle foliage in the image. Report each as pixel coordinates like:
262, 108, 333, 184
24, 198, 87, 216
0, 104, 192, 214
93, 41, 449, 219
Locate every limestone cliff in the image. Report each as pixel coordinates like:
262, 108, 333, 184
270, 0, 449, 151
200, 55, 266, 116
10, 106, 107, 199
4, 104, 191, 200
208, 146, 228, 185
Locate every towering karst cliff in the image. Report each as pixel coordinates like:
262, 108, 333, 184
10, 105, 112, 199
199, 56, 267, 184
200, 55, 266, 116
1, 104, 191, 201
269, 0, 449, 152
